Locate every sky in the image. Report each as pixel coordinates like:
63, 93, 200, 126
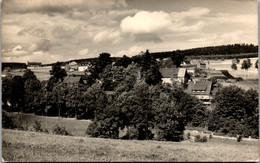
1, 0, 258, 64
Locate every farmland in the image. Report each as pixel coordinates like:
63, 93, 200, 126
2, 129, 259, 162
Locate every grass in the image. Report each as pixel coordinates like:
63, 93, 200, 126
219, 79, 258, 91
2, 129, 259, 162
6, 113, 91, 137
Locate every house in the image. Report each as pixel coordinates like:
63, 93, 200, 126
181, 65, 197, 74
65, 61, 78, 72
159, 68, 189, 84
186, 81, 213, 105
63, 76, 84, 87
27, 61, 42, 67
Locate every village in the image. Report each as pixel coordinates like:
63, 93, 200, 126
2, 55, 258, 110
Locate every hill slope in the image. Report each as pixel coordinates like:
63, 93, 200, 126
2, 129, 259, 162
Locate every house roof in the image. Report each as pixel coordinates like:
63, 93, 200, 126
159, 68, 187, 78
159, 59, 176, 68
198, 60, 206, 65
159, 68, 179, 78
63, 76, 82, 84
67, 71, 86, 76
186, 81, 212, 95
178, 68, 187, 78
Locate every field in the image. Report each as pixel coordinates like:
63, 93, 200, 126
2, 129, 259, 162
3, 113, 259, 161
6, 113, 91, 137
219, 79, 259, 91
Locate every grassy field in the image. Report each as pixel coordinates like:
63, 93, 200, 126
6, 113, 91, 137
219, 79, 259, 91
2, 129, 259, 162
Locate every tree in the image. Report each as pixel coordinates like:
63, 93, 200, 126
139, 50, 162, 86
209, 86, 258, 138
241, 58, 252, 79
23, 69, 37, 81
241, 58, 252, 70
115, 55, 132, 68
24, 78, 43, 113
50, 62, 67, 82
170, 50, 185, 68
231, 63, 237, 70
255, 59, 258, 69
8, 76, 25, 112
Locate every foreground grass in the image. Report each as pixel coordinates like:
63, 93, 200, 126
2, 129, 259, 162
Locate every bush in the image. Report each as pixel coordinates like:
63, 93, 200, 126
33, 120, 43, 132
237, 135, 242, 142
195, 135, 208, 142
209, 134, 213, 139
52, 125, 71, 136
2, 112, 16, 129
187, 132, 191, 139
121, 127, 139, 140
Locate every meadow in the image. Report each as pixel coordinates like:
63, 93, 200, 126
2, 129, 259, 162
3, 113, 259, 162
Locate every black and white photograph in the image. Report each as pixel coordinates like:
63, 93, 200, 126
1, 0, 259, 162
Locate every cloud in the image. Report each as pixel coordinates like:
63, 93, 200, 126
170, 7, 210, 21
11, 45, 30, 56
134, 33, 162, 43
28, 39, 52, 52
2, 0, 128, 14
188, 38, 207, 42
17, 27, 47, 38
51, 25, 80, 40
93, 31, 121, 44
78, 49, 89, 56
114, 45, 146, 57
120, 11, 171, 34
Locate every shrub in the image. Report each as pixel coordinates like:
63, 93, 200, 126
195, 135, 207, 142
209, 134, 213, 139
237, 135, 242, 142
121, 127, 139, 140
187, 132, 191, 139
2, 112, 16, 129
52, 125, 71, 136
33, 120, 43, 132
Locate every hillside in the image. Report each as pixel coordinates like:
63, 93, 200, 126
2, 129, 259, 162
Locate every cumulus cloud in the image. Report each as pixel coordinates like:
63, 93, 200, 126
93, 31, 121, 44
11, 45, 30, 56
120, 11, 171, 34
78, 49, 89, 56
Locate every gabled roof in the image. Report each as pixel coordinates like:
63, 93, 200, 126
63, 76, 82, 84
67, 71, 86, 76
186, 81, 212, 95
178, 68, 187, 78
159, 68, 187, 78
198, 60, 206, 65
159, 68, 178, 78
159, 59, 176, 68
